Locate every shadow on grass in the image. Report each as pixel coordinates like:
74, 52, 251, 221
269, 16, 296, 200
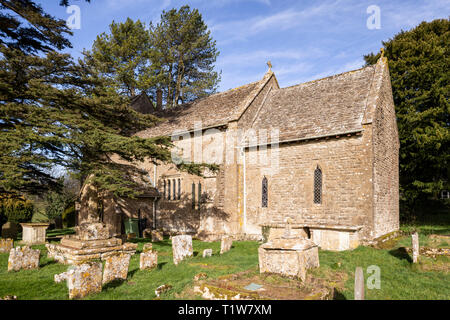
128, 268, 139, 278
153, 240, 172, 247
103, 279, 126, 290
333, 288, 347, 300
157, 262, 167, 270
40, 260, 57, 268
389, 247, 412, 263
127, 238, 152, 244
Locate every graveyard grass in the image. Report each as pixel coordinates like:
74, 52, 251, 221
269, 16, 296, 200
0, 216, 448, 300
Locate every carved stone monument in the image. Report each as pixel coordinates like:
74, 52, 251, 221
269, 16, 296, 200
258, 218, 319, 281
20, 223, 50, 245
46, 222, 137, 264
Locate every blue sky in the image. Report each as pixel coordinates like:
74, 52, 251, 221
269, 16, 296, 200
39, 0, 449, 91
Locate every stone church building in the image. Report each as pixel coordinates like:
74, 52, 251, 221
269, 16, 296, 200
78, 54, 399, 251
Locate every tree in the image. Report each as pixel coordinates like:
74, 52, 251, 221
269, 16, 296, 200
86, 6, 221, 107
0, 0, 212, 200
150, 5, 220, 107
83, 18, 153, 98
0, 195, 33, 224
364, 19, 449, 213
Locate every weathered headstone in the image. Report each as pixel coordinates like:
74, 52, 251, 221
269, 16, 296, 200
202, 248, 212, 258
0, 238, 13, 253
140, 251, 158, 270
412, 232, 419, 263
143, 243, 153, 252
172, 235, 193, 265
152, 230, 164, 242
102, 252, 131, 285
220, 236, 233, 254
143, 228, 152, 239
354, 267, 364, 300
8, 246, 40, 271
54, 262, 103, 299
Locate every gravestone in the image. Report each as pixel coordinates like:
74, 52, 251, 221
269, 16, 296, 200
102, 252, 131, 285
202, 249, 212, 258
143, 243, 153, 252
140, 251, 158, 270
220, 236, 233, 254
412, 232, 419, 263
54, 262, 102, 299
354, 267, 364, 300
172, 235, 193, 265
8, 246, 40, 271
0, 238, 13, 253
152, 230, 164, 242
143, 228, 152, 239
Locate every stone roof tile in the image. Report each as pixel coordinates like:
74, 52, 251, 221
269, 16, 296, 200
250, 65, 376, 143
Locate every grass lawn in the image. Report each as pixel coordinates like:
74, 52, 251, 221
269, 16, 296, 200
0, 220, 449, 300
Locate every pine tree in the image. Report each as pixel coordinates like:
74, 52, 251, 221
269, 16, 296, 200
364, 19, 449, 212
83, 18, 153, 98
150, 5, 220, 107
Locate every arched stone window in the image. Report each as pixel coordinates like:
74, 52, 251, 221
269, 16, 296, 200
262, 176, 268, 208
314, 166, 322, 204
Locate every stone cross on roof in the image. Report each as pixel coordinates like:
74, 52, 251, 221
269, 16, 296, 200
267, 61, 272, 71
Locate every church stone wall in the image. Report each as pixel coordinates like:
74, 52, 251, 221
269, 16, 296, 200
372, 66, 400, 238
244, 132, 375, 241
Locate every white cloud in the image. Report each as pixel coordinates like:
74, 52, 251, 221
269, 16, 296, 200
210, 0, 345, 43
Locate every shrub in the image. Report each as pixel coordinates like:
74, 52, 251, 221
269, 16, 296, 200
0, 196, 34, 223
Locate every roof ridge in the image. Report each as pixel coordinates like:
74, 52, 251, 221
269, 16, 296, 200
278, 64, 374, 91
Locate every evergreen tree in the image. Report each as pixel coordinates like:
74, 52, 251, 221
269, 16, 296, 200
364, 19, 449, 212
0, 1, 213, 199
83, 18, 153, 98
150, 5, 220, 107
